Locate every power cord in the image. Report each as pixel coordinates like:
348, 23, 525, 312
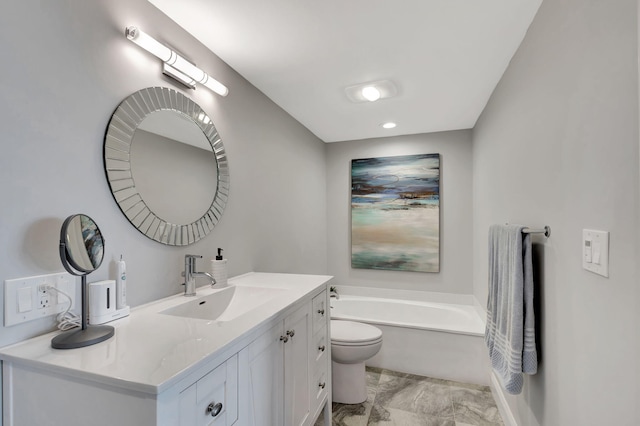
44, 285, 81, 331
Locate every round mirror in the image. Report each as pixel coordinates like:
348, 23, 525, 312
60, 214, 104, 274
104, 87, 229, 246
132, 110, 218, 225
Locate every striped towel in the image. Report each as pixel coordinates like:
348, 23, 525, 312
485, 224, 538, 395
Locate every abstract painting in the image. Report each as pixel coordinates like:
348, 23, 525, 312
351, 153, 440, 272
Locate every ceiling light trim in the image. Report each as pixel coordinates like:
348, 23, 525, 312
345, 80, 397, 103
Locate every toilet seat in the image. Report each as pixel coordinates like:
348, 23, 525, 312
331, 320, 383, 346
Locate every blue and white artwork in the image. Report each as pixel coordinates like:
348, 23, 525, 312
351, 153, 440, 273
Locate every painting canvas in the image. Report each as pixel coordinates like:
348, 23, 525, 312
351, 153, 440, 272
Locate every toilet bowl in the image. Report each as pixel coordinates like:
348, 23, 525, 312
330, 320, 383, 404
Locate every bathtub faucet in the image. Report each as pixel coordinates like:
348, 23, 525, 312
330, 286, 339, 300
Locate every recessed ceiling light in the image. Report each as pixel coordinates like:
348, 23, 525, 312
361, 86, 381, 102
381, 122, 397, 129
345, 80, 398, 103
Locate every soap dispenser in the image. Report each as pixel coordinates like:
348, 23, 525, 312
211, 248, 228, 288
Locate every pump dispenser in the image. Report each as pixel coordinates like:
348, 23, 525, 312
211, 248, 228, 287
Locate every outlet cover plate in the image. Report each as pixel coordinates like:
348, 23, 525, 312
4, 272, 76, 327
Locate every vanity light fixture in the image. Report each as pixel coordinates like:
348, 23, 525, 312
125, 26, 229, 97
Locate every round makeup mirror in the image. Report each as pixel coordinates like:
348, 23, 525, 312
53, 214, 114, 349
60, 214, 104, 274
104, 87, 229, 246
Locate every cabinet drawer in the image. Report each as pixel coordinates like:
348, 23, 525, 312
313, 331, 328, 365
311, 368, 329, 413
312, 291, 327, 334
180, 354, 238, 426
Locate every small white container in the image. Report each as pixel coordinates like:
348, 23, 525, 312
211, 248, 228, 287
89, 280, 116, 325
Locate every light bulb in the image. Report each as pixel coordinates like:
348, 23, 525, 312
125, 26, 172, 62
382, 122, 397, 129
361, 86, 381, 102
201, 75, 230, 97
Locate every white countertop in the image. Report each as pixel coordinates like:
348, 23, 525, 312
0, 272, 332, 395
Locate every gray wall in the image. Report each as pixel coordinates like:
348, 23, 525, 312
472, 0, 640, 424
326, 131, 473, 294
0, 0, 327, 348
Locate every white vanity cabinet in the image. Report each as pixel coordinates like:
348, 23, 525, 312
244, 290, 330, 426
1, 348, 242, 426
0, 273, 332, 426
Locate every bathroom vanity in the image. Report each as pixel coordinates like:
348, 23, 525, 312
0, 273, 332, 426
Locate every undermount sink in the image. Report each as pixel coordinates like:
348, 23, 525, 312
160, 285, 285, 322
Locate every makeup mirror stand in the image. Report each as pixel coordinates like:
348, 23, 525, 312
51, 215, 115, 349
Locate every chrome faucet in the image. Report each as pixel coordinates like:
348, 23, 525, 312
329, 286, 339, 300
183, 254, 216, 296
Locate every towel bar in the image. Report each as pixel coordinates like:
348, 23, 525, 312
522, 225, 551, 238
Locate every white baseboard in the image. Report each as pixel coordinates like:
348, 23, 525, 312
489, 371, 517, 426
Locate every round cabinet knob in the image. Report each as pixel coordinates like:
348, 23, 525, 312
206, 402, 223, 417
280, 335, 289, 343
319, 382, 326, 389
318, 345, 325, 352
317, 309, 325, 315
286, 329, 295, 338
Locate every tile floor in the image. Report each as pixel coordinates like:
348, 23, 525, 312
316, 367, 503, 426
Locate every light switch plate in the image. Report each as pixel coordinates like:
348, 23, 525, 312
582, 229, 609, 277
4, 272, 77, 326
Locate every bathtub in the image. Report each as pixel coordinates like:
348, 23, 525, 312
330, 293, 490, 385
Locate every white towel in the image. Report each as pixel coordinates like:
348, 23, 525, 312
485, 224, 538, 395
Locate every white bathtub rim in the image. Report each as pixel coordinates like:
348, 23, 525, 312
331, 313, 484, 337
331, 295, 486, 337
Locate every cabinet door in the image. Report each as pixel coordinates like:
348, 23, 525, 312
247, 322, 284, 426
179, 354, 238, 426
283, 303, 311, 426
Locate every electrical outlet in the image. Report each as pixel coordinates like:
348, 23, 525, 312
39, 294, 50, 309
38, 284, 50, 309
4, 272, 76, 326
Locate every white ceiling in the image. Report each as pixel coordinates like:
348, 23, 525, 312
148, 0, 542, 143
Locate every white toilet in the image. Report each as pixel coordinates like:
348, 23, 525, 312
330, 320, 383, 404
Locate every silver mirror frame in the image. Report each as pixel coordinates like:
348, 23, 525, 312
60, 214, 105, 274
104, 87, 229, 246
